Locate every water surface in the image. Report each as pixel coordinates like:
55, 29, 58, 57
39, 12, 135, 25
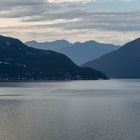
0, 80, 140, 140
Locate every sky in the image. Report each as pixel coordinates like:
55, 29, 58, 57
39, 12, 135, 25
0, 0, 140, 45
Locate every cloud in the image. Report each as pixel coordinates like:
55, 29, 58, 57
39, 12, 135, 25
48, 0, 135, 3
49, 11, 140, 32
48, 0, 95, 3
0, 0, 139, 44
20, 10, 140, 32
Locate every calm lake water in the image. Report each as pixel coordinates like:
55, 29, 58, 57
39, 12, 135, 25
0, 80, 140, 140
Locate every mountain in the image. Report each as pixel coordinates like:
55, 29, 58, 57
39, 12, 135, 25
83, 38, 140, 79
26, 40, 118, 65
0, 35, 107, 81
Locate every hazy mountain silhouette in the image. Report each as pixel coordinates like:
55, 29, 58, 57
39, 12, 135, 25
0, 35, 107, 81
26, 40, 118, 65
83, 38, 140, 78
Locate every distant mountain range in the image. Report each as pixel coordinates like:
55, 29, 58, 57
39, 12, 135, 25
83, 38, 140, 79
26, 40, 119, 65
0, 35, 107, 81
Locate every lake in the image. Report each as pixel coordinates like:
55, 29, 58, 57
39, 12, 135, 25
0, 80, 140, 140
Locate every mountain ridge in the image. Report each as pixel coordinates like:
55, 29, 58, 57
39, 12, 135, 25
26, 39, 119, 65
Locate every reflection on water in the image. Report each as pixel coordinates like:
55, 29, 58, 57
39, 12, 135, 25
0, 80, 140, 140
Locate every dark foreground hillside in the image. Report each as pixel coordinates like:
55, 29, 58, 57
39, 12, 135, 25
0, 35, 107, 81
83, 38, 140, 79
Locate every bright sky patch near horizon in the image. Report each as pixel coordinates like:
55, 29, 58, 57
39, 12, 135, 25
0, 0, 140, 45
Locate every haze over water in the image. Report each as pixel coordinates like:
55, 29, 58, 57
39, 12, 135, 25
0, 80, 140, 140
